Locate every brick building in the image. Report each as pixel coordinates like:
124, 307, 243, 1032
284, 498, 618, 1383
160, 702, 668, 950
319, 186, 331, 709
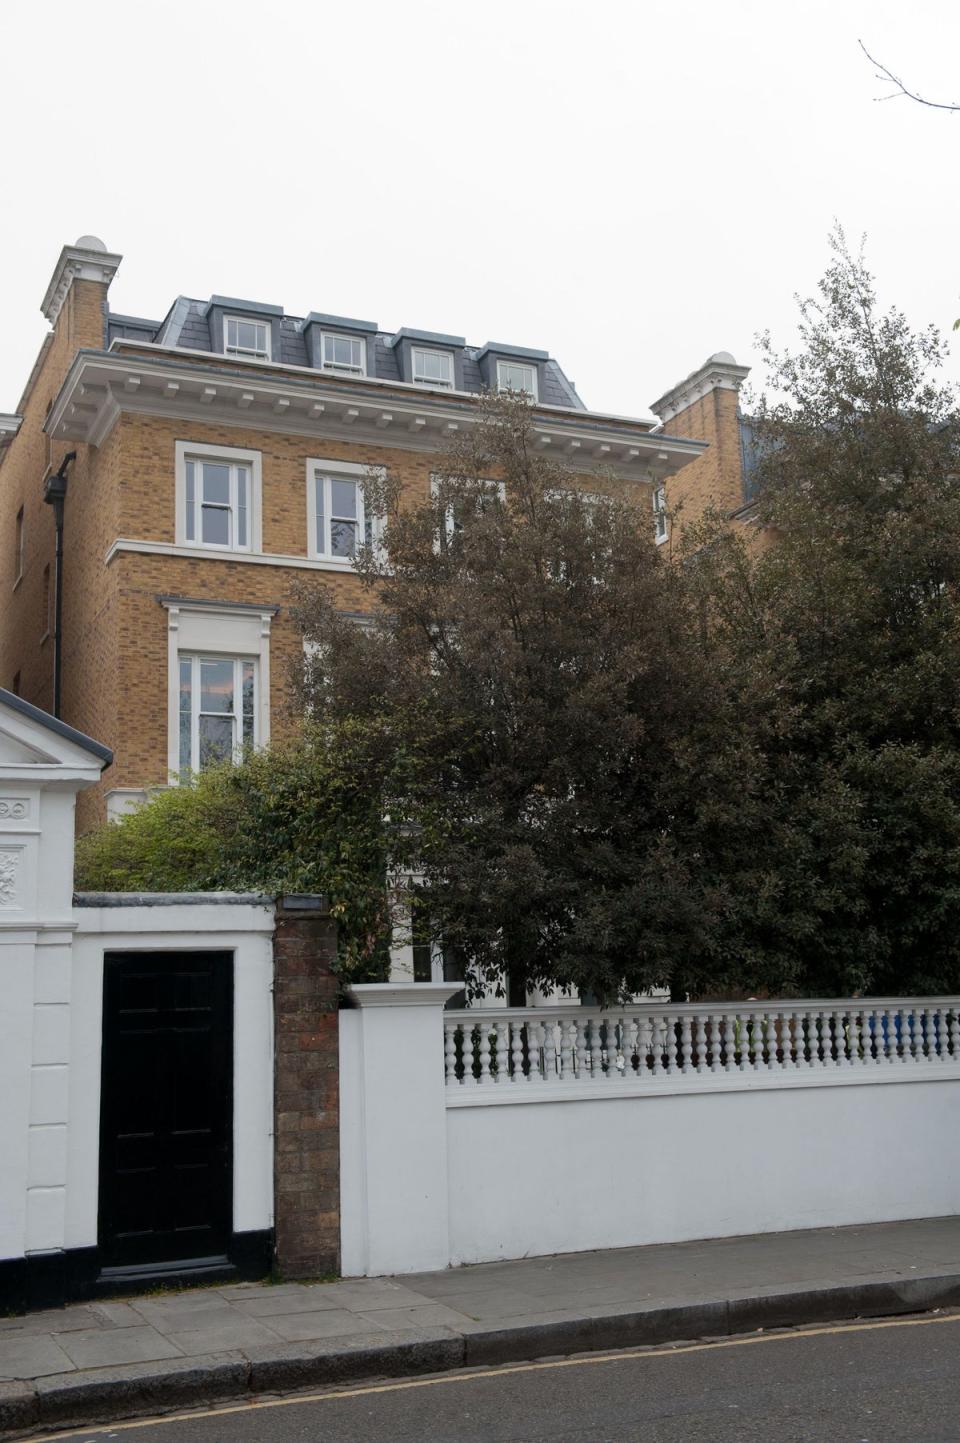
0, 236, 750, 830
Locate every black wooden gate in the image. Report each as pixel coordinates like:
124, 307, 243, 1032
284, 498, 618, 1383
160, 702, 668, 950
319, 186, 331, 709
98, 951, 233, 1273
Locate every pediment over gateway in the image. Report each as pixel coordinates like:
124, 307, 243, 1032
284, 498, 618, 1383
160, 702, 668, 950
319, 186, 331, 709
0, 725, 59, 766
0, 689, 112, 777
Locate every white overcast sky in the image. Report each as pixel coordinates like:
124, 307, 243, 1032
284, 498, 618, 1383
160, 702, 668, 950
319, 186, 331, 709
2, 0, 958, 420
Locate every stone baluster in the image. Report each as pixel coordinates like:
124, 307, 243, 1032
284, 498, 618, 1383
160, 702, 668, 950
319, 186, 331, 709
881, 1008, 895, 1063
560, 1017, 575, 1080
477, 1023, 493, 1084
494, 1020, 509, 1082
950, 1008, 960, 1063
812, 1010, 825, 1069
604, 1016, 619, 1079
681, 1014, 693, 1074
637, 1015, 652, 1077
588, 1016, 602, 1078
511, 1020, 525, 1082
692, 1014, 705, 1074
722, 1013, 735, 1072
897, 1008, 908, 1064
858, 1006, 870, 1065
444, 1020, 459, 1084
657, 1015, 671, 1074
626, 1016, 639, 1077
801, 1011, 812, 1068
707, 1013, 720, 1072
735, 1012, 747, 1072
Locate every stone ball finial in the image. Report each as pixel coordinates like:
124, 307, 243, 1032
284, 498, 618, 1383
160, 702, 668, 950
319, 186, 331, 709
74, 234, 107, 253
708, 350, 736, 364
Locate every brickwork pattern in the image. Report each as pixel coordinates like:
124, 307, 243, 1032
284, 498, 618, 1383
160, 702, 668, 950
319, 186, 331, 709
0, 279, 109, 714
2, 272, 661, 829
272, 900, 341, 1278
661, 387, 745, 544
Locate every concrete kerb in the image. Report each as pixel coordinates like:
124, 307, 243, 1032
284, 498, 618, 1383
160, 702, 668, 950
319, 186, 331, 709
4, 1276, 960, 1439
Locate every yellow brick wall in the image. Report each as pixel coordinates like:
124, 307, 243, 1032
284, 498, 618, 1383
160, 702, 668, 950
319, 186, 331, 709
4, 304, 663, 830
0, 279, 109, 713
659, 386, 745, 544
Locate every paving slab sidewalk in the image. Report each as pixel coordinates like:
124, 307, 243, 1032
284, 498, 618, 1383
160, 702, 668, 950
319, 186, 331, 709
3, 1215, 960, 1438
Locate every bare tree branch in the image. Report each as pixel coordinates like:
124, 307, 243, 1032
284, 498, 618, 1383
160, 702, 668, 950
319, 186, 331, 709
859, 39, 960, 112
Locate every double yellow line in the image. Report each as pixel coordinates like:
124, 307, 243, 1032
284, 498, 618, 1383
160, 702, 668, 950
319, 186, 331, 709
23, 1308, 960, 1442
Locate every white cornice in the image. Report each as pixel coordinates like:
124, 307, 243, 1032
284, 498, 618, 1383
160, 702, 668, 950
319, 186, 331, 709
42, 242, 122, 326
650, 352, 750, 425
109, 338, 659, 432
0, 414, 22, 437
48, 351, 707, 483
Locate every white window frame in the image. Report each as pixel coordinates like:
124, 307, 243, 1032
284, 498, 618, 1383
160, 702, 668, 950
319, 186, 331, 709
177, 654, 258, 774
496, 359, 538, 400
175, 440, 263, 553
223, 315, 272, 361
431, 473, 506, 551
653, 485, 668, 544
163, 600, 273, 782
319, 331, 367, 376
411, 347, 454, 389
306, 457, 385, 567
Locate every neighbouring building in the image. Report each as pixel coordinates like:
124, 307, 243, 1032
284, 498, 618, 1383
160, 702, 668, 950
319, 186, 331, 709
0, 235, 751, 832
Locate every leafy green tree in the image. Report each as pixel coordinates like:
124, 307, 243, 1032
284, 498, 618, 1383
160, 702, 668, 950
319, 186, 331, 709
685, 229, 960, 994
75, 723, 393, 977
294, 394, 768, 1003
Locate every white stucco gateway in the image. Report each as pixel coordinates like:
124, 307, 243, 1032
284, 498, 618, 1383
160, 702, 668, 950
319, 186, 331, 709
0, 688, 276, 1312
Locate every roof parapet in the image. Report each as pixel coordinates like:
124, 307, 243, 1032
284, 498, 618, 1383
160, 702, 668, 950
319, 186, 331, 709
42, 235, 122, 327
650, 351, 750, 425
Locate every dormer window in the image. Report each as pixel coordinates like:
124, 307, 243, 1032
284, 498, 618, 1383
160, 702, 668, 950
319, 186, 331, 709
321, 332, 366, 375
224, 316, 271, 360
412, 348, 454, 389
496, 360, 537, 399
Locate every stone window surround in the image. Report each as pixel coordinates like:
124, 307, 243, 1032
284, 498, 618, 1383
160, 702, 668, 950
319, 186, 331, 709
306, 457, 386, 566
174, 440, 263, 554
161, 598, 274, 783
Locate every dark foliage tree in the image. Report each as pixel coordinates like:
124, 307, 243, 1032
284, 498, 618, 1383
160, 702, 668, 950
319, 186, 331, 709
294, 394, 764, 1002
685, 229, 960, 994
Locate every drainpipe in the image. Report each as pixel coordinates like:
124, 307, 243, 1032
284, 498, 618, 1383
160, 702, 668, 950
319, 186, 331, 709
43, 452, 75, 719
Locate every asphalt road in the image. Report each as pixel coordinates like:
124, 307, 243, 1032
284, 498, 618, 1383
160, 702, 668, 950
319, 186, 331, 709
31, 1313, 960, 1443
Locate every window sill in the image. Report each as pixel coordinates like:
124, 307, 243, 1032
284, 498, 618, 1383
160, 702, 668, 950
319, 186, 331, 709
106, 538, 364, 574
655, 532, 670, 547
12, 573, 23, 593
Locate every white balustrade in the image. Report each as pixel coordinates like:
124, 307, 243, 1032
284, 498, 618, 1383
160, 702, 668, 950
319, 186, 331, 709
442, 998, 960, 1088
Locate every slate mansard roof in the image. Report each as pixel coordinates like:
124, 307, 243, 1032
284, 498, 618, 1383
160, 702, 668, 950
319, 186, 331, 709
107, 297, 586, 411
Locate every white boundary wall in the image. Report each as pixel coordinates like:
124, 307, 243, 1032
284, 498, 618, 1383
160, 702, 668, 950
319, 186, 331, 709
340, 986, 960, 1276
0, 687, 277, 1279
